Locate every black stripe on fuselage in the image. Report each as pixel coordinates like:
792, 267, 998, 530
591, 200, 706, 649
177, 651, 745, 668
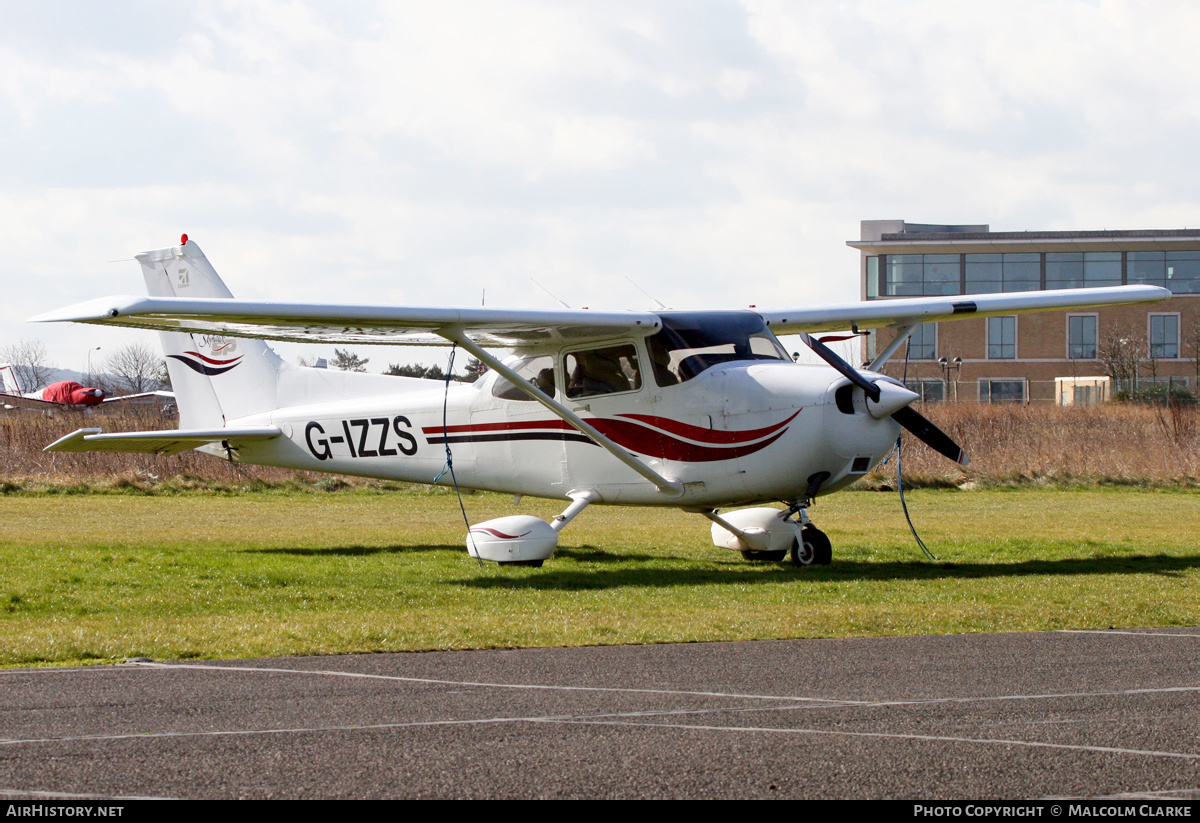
426, 432, 596, 446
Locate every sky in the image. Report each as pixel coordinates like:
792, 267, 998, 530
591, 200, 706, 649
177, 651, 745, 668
4, 0, 1200, 377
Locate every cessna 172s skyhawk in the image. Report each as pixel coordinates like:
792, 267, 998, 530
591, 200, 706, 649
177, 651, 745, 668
34, 237, 1167, 566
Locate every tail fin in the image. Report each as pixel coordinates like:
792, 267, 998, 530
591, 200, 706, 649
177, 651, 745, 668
137, 238, 284, 427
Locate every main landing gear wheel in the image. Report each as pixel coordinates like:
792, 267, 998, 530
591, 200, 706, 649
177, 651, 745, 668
740, 550, 788, 562
790, 527, 832, 566
501, 559, 545, 567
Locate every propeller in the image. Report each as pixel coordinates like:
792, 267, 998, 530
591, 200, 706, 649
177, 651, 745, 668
800, 333, 969, 466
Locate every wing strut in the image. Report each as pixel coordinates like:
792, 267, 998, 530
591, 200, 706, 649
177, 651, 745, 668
868, 323, 918, 371
441, 327, 685, 498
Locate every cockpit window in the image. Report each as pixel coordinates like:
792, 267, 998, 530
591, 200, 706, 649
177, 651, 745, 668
491, 355, 556, 401
565, 344, 642, 399
646, 311, 790, 384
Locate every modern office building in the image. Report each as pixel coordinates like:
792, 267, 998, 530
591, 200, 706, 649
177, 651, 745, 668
849, 220, 1200, 403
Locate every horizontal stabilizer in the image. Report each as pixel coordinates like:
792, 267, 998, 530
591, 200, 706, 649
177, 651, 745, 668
45, 426, 282, 456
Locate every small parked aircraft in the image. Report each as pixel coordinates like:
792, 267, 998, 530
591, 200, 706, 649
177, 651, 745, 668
32, 237, 1167, 566
0, 364, 171, 411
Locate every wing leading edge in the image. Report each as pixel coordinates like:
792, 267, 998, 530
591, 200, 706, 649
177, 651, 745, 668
758, 285, 1170, 335
31, 285, 1169, 346
30, 296, 663, 348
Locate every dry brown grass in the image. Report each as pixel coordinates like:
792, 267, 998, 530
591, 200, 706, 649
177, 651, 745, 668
0, 406, 310, 490
874, 402, 1200, 488
1, 402, 1197, 491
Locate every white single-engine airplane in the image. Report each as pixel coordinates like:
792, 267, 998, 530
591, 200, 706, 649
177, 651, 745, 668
33, 236, 1168, 566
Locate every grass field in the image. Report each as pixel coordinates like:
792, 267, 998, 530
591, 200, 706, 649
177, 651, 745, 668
2, 486, 1197, 667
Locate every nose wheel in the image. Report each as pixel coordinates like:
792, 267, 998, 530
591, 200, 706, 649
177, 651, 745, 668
791, 526, 832, 566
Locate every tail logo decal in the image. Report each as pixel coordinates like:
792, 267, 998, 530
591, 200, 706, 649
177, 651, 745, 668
168, 351, 244, 376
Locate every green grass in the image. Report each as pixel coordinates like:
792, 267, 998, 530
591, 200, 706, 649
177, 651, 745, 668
1, 487, 1198, 666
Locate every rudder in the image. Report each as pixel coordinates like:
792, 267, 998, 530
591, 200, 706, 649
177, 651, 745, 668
137, 237, 284, 427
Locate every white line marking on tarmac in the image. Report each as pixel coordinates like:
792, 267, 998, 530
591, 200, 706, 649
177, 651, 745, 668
0, 787, 175, 800
1060, 630, 1200, 638
123, 661, 1200, 711
552, 719, 1200, 761
4, 710, 1200, 764
127, 661, 861, 704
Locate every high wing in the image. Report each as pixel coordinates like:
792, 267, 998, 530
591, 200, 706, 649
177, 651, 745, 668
30, 296, 664, 347
30, 286, 1167, 346
758, 285, 1169, 335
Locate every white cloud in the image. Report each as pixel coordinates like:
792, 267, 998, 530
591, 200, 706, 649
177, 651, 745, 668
3, 0, 1200, 372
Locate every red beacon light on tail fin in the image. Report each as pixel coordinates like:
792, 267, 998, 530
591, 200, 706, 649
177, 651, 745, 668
180, 234, 188, 246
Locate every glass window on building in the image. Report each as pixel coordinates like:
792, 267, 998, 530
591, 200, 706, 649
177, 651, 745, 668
1128, 252, 1166, 287
1084, 252, 1122, 286
921, 254, 961, 295
964, 254, 1002, 293
1149, 314, 1180, 359
966, 253, 1041, 293
1067, 314, 1097, 359
1106, 251, 1200, 294
1045, 253, 1083, 289
905, 380, 945, 403
908, 323, 937, 360
980, 379, 1026, 403
866, 256, 879, 298
987, 316, 1017, 359
885, 254, 961, 296
885, 255, 924, 296
1166, 252, 1200, 294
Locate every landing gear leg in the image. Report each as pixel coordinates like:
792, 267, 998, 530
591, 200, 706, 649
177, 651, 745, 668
784, 501, 832, 566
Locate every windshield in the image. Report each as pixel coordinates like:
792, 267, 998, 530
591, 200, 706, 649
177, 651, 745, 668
646, 311, 790, 384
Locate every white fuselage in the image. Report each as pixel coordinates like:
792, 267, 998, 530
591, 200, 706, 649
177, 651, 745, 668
227, 360, 900, 508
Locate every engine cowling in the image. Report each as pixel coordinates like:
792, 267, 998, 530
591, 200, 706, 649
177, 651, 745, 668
466, 515, 558, 564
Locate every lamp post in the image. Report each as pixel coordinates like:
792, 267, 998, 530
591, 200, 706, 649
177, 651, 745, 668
86, 346, 101, 385
938, 356, 962, 402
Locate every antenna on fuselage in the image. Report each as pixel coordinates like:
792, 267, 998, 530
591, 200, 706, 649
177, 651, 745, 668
530, 278, 572, 309
625, 276, 668, 310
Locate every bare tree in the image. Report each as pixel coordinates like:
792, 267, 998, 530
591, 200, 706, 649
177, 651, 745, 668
104, 343, 166, 394
0, 339, 56, 392
1188, 316, 1200, 386
1097, 324, 1145, 396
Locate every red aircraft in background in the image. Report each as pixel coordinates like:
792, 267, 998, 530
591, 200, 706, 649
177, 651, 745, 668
0, 364, 171, 411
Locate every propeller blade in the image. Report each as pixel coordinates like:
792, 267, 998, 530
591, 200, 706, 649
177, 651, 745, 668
801, 331, 967, 466
891, 406, 970, 466
800, 333, 880, 402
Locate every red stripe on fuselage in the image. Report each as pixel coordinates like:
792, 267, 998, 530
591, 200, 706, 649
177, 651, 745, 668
424, 413, 795, 462
589, 419, 788, 461
613, 410, 799, 444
